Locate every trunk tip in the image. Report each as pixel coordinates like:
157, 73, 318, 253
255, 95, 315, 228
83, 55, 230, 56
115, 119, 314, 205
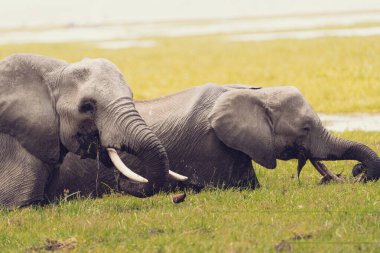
353, 158, 380, 181
367, 158, 380, 181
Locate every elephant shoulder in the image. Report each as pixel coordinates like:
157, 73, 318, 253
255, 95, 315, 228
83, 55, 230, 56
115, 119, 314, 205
175, 83, 228, 99
222, 84, 262, 90
176, 84, 230, 125
190, 83, 230, 107
194, 83, 262, 109
163, 83, 229, 115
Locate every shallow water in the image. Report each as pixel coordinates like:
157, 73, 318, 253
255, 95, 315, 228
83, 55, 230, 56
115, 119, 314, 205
1, 10, 380, 45
229, 26, 380, 41
96, 40, 157, 49
319, 113, 380, 132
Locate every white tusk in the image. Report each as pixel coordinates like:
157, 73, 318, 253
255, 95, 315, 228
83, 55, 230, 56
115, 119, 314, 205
107, 148, 148, 183
169, 170, 188, 181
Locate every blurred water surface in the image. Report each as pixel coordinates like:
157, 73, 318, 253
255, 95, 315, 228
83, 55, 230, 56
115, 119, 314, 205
1, 0, 380, 45
319, 114, 380, 132
1, 0, 379, 28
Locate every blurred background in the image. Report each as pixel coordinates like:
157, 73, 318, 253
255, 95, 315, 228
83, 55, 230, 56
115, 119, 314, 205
1, 0, 380, 43
1, 0, 380, 130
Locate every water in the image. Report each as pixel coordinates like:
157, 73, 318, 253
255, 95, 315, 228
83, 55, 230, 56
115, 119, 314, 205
229, 27, 380, 42
319, 113, 380, 132
1, 11, 380, 46
97, 40, 157, 49
1, 1, 380, 46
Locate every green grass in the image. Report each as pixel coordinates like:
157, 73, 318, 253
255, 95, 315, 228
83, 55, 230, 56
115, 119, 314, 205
0, 34, 380, 252
1, 130, 379, 252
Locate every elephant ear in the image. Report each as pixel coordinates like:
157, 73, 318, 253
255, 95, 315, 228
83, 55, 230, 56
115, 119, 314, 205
208, 89, 276, 169
0, 54, 67, 164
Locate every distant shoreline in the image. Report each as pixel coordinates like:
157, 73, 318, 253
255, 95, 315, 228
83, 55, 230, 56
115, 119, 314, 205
1, 0, 379, 29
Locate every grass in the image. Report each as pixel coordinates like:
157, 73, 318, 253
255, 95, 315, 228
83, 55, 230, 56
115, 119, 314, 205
0, 33, 380, 252
1, 131, 379, 252
0, 35, 380, 112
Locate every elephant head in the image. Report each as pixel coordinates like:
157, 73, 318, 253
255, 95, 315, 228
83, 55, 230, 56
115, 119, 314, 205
209, 86, 380, 181
0, 53, 171, 192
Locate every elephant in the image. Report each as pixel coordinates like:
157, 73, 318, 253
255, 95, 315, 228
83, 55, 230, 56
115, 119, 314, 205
56, 84, 380, 198
0, 53, 186, 208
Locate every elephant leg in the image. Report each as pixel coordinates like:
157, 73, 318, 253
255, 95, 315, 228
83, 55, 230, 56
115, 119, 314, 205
43, 165, 61, 204
247, 166, 261, 189
0, 134, 50, 208
222, 152, 260, 190
234, 163, 260, 190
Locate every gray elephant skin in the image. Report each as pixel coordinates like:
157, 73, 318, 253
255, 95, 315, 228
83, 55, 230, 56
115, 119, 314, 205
57, 84, 380, 197
0, 53, 171, 208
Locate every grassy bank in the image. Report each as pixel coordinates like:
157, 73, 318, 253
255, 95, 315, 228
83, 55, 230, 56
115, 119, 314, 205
0, 35, 379, 113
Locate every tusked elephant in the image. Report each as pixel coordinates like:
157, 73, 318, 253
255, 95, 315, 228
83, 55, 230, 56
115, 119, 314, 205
0, 53, 185, 208
57, 84, 380, 198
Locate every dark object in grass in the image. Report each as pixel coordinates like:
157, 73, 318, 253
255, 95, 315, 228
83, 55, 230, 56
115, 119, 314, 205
28, 238, 77, 252
172, 193, 186, 204
275, 240, 292, 252
292, 232, 313, 240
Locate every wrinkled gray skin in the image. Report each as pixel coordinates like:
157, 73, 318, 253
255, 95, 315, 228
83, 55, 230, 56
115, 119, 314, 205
57, 84, 380, 198
0, 53, 169, 208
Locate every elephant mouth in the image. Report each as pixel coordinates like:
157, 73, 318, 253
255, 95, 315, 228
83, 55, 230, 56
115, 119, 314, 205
74, 131, 188, 186
75, 130, 101, 159
278, 144, 310, 161
73, 130, 150, 183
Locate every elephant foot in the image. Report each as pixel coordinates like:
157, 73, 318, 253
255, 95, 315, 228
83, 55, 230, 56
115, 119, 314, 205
310, 160, 344, 184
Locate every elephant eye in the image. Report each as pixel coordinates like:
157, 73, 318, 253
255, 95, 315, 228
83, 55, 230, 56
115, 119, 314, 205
302, 126, 311, 133
79, 99, 96, 114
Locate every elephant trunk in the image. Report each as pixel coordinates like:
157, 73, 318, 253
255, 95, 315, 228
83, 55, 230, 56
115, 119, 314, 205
123, 123, 170, 191
313, 128, 380, 180
99, 98, 169, 192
